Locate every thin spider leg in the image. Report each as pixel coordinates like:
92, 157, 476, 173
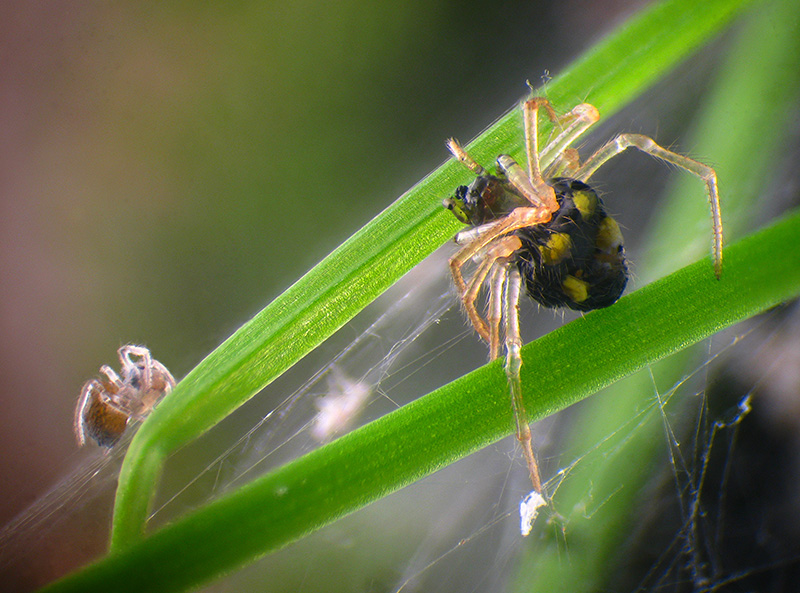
454, 221, 500, 246
575, 133, 723, 277
446, 139, 486, 176
538, 102, 599, 174
486, 259, 508, 361
504, 267, 543, 494
497, 155, 557, 212
74, 380, 101, 446
121, 345, 154, 392
460, 235, 525, 344
523, 97, 557, 181
448, 208, 546, 297
462, 252, 498, 342
510, 98, 558, 211
544, 148, 581, 178
98, 365, 124, 393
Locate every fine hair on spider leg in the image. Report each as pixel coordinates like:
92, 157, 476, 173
440, 93, 723, 533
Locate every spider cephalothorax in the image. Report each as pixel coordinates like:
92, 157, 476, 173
443, 96, 722, 498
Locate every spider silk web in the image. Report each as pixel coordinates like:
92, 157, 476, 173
3, 248, 800, 593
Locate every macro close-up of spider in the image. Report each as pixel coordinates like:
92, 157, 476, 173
443, 96, 723, 496
74, 345, 175, 448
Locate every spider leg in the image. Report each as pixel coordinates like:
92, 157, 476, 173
523, 97, 555, 182
74, 379, 101, 446
119, 345, 154, 391
543, 148, 581, 179
454, 237, 543, 493
449, 204, 552, 294
575, 133, 723, 278
461, 235, 524, 345
504, 266, 543, 494
446, 139, 486, 176
494, 97, 558, 212
486, 259, 508, 361
536, 101, 599, 175
98, 365, 124, 395
462, 253, 497, 342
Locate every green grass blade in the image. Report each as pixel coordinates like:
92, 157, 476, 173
41, 209, 800, 593
110, 0, 757, 551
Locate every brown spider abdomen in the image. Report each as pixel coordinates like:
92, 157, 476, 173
80, 388, 130, 447
514, 177, 628, 312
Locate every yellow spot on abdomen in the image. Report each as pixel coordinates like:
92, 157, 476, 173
539, 232, 572, 265
562, 275, 589, 303
596, 216, 623, 253
572, 190, 598, 219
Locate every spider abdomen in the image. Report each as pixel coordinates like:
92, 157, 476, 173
514, 177, 628, 312
80, 388, 130, 447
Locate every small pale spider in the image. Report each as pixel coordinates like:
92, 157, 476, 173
443, 96, 722, 495
74, 345, 175, 448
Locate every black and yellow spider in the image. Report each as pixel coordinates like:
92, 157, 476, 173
443, 97, 722, 495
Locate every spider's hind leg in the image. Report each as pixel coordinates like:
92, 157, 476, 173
574, 132, 723, 278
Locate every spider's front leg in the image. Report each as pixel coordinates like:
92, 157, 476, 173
486, 260, 508, 362
97, 364, 125, 394
451, 228, 526, 346
480, 237, 523, 360
449, 205, 553, 293
119, 344, 155, 392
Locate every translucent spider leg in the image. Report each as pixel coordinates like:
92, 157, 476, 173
448, 209, 548, 301
574, 133, 723, 277
542, 148, 581, 179
502, 266, 542, 494
458, 234, 525, 345
462, 252, 498, 341
98, 365, 125, 393
526, 99, 599, 176
523, 98, 555, 183
446, 138, 486, 176
486, 260, 507, 361
508, 98, 557, 211
74, 381, 102, 446
120, 345, 154, 394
